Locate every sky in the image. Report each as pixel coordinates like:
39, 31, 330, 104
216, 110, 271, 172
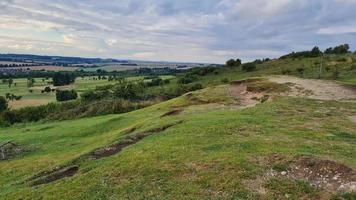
0, 0, 356, 63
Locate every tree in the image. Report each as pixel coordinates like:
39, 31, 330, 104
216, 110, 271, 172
53, 73, 76, 86
310, 46, 321, 57
226, 59, 236, 67
324, 44, 350, 54
226, 59, 242, 67
27, 78, 35, 88
0, 96, 8, 112
8, 78, 13, 88
44, 86, 52, 93
56, 90, 78, 102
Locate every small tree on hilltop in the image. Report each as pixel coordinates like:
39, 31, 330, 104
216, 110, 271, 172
226, 59, 236, 67
226, 59, 242, 67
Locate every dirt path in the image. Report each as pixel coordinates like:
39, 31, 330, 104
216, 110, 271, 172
229, 83, 264, 108
268, 76, 356, 101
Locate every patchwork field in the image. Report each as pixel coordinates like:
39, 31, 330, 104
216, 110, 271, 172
0, 75, 175, 109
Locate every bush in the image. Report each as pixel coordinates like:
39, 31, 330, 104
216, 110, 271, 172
221, 78, 229, 83
113, 82, 139, 100
296, 67, 305, 76
147, 78, 165, 87
189, 83, 203, 91
178, 74, 198, 84
0, 96, 8, 112
56, 90, 78, 102
281, 69, 292, 75
332, 69, 340, 79
44, 86, 52, 93
1, 111, 20, 124
242, 63, 257, 72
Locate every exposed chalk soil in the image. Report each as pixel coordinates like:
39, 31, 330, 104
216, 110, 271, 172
269, 75, 356, 101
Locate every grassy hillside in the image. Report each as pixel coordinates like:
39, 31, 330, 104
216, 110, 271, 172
0, 79, 355, 199
191, 53, 356, 87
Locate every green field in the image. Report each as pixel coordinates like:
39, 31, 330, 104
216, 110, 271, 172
0, 80, 355, 199
0, 75, 175, 109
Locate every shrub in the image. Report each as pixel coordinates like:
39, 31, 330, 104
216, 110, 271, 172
332, 69, 340, 79
178, 74, 198, 84
56, 90, 78, 102
281, 69, 292, 75
44, 86, 52, 93
1, 111, 20, 124
147, 78, 164, 87
242, 63, 257, 72
296, 67, 305, 76
0, 96, 8, 112
189, 83, 203, 91
221, 78, 229, 83
113, 82, 138, 100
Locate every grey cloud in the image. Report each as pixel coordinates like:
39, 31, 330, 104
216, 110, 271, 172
0, 0, 355, 63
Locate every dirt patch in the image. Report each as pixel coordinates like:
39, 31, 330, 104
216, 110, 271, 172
276, 156, 356, 192
349, 115, 356, 123
245, 155, 355, 197
0, 142, 31, 161
9, 99, 53, 110
229, 82, 264, 108
91, 122, 181, 159
269, 75, 356, 101
91, 133, 149, 159
30, 166, 79, 186
161, 109, 183, 117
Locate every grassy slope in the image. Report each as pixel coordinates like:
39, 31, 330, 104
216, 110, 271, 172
0, 84, 355, 199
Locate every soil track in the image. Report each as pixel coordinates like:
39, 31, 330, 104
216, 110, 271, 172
229, 83, 263, 108
269, 75, 356, 101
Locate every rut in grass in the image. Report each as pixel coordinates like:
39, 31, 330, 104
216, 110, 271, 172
28, 121, 182, 186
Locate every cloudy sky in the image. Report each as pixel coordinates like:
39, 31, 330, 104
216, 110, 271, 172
0, 0, 355, 63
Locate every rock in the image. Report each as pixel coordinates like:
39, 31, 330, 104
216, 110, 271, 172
281, 171, 287, 176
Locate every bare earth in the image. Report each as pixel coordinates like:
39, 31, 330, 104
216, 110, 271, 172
268, 75, 356, 101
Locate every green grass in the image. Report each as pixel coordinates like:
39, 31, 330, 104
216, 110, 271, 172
0, 83, 355, 199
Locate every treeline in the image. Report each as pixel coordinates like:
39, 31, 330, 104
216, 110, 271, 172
280, 44, 351, 59
0, 67, 181, 79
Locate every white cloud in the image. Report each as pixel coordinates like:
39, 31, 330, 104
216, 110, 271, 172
132, 52, 156, 59
219, 0, 296, 19
105, 39, 118, 46
318, 25, 356, 35
62, 34, 75, 44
